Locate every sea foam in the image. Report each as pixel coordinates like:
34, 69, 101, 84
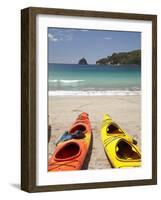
48, 79, 84, 84
49, 90, 141, 96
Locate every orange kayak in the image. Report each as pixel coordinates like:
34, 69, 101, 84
48, 112, 92, 171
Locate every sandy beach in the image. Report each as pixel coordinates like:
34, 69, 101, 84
48, 95, 141, 169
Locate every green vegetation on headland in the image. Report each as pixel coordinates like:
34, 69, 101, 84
78, 58, 88, 65
96, 50, 141, 65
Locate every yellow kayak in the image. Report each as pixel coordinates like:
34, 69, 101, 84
101, 114, 141, 168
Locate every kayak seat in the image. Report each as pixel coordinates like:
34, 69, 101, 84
55, 142, 80, 160
116, 140, 141, 160
71, 130, 85, 139
107, 123, 122, 134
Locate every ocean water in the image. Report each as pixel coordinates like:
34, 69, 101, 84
48, 63, 141, 96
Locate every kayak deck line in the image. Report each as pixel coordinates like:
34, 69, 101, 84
48, 160, 81, 171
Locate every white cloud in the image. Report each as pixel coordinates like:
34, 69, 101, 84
48, 33, 59, 42
53, 38, 59, 42
65, 29, 76, 32
48, 32, 73, 42
104, 37, 112, 40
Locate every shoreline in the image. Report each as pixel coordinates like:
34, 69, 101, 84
48, 95, 141, 169
48, 91, 141, 96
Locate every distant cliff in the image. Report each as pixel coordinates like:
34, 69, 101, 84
78, 58, 88, 65
96, 50, 141, 65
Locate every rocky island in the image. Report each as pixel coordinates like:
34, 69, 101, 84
96, 49, 141, 65
78, 58, 88, 65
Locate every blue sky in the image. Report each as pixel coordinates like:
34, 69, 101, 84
48, 28, 141, 64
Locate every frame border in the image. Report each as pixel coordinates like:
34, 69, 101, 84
21, 7, 157, 192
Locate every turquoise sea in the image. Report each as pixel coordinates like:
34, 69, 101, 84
48, 63, 141, 96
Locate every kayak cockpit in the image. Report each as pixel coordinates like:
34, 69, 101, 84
55, 142, 81, 161
70, 124, 87, 134
107, 123, 123, 134
116, 140, 141, 160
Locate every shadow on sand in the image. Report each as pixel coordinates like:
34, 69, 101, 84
82, 132, 93, 170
